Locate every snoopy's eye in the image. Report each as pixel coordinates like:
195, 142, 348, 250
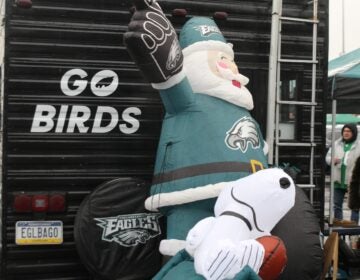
279, 177, 291, 189
220, 56, 227, 60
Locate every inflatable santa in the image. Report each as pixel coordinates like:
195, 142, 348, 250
125, 0, 268, 256
124, 0, 322, 279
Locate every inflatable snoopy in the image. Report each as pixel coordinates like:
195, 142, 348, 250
185, 168, 295, 280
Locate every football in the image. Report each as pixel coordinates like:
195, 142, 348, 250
256, 235, 287, 280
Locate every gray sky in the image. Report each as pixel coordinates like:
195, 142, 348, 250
329, 0, 360, 60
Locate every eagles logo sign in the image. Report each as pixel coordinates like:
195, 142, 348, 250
225, 117, 261, 152
95, 213, 162, 247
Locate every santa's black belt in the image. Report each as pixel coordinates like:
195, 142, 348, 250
152, 160, 264, 185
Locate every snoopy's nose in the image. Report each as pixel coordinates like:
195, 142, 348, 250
279, 177, 291, 189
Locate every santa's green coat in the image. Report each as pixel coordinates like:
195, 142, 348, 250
147, 76, 267, 239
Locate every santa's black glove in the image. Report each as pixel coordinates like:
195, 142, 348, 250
124, 0, 183, 84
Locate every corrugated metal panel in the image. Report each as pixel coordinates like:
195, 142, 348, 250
3, 0, 161, 279
1, 0, 328, 279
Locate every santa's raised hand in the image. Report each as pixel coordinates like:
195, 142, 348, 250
124, 0, 183, 84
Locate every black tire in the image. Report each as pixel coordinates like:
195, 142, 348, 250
74, 177, 164, 280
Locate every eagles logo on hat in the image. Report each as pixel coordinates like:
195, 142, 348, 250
180, 17, 234, 58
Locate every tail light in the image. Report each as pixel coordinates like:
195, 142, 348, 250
49, 194, 66, 212
14, 194, 32, 213
14, 193, 66, 213
15, 0, 32, 9
172, 9, 187, 17
213, 11, 228, 20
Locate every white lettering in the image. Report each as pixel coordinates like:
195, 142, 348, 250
103, 218, 118, 236
31, 105, 141, 134
61, 69, 88, 96
55, 105, 68, 133
120, 107, 141, 134
147, 215, 160, 231
31, 105, 56, 132
67, 106, 91, 133
92, 106, 118, 133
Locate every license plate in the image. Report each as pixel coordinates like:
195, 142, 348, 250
15, 221, 63, 245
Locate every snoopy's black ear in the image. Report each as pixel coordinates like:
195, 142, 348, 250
279, 177, 291, 189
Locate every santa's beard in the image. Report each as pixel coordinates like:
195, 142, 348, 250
183, 51, 254, 110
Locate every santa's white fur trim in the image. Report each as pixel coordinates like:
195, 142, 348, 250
145, 181, 227, 211
183, 40, 234, 58
152, 69, 186, 90
159, 239, 186, 256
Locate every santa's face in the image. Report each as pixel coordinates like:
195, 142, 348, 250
183, 49, 254, 110
207, 51, 249, 88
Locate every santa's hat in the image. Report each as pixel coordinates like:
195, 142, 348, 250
179, 17, 234, 58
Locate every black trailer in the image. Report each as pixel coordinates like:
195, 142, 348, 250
1, 0, 328, 279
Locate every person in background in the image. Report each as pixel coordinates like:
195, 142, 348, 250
326, 123, 360, 226
348, 155, 360, 224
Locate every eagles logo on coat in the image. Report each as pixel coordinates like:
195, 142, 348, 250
225, 117, 260, 152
